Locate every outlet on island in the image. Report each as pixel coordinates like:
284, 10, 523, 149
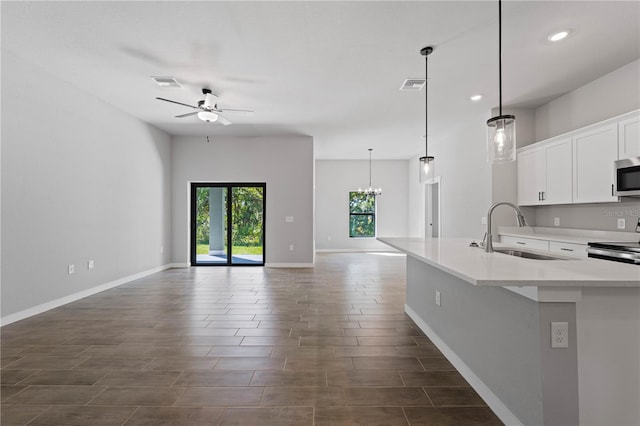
289, 244, 294, 251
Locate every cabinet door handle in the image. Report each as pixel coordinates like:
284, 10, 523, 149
611, 184, 614, 196
541, 191, 545, 201
560, 248, 574, 252
538, 192, 541, 201
516, 242, 526, 245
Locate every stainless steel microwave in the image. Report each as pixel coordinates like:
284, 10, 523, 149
615, 156, 640, 196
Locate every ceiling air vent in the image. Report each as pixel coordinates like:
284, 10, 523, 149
151, 76, 181, 88
400, 78, 426, 91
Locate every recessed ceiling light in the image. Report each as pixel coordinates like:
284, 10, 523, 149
547, 30, 570, 42
470, 94, 483, 102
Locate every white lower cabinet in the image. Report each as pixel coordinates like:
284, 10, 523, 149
500, 236, 550, 251
549, 241, 588, 258
501, 235, 587, 259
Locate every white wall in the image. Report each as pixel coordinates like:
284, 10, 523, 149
1, 50, 172, 321
535, 59, 640, 141
407, 113, 492, 240
533, 59, 640, 232
171, 135, 314, 266
316, 160, 408, 250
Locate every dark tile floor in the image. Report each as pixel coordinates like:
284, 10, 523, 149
1, 253, 503, 425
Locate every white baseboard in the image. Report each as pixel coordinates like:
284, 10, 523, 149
1, 264, 176, 327
315, 249, 400, 253
404, 304, 523, 426
265, 263, 314, 268
168, 262, 190, 268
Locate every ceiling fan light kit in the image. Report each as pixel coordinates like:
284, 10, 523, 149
197, 111, 218, 122
156, 87, 252, 126
487, 0, 516, 164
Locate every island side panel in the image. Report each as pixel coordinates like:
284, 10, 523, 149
538, 302, 579, 426
406, 255, 545, 425
576, 287, 640, 426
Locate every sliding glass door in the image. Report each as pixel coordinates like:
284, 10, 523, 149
191, 183, 265, 266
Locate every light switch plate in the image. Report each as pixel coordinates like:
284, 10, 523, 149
617, 218, 626, 229
554, 217, 560, 226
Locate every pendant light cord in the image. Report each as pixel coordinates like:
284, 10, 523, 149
425, 52, 428, 157
368, 149, 373, 187
498, 0, 502, 116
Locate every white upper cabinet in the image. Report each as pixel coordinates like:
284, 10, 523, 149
517, 148, 545, 205
517, 138, 572, 206
517, 110, 638, 206
572, 122, 618, 203
544, 138, 573, 204
618, 114, 640, 159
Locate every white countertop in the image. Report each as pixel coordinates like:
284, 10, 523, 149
378, 237, 640, 288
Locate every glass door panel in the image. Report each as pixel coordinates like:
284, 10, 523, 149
191, 183, 265, 266
193, 186, 229, 265
231, 186, 264, 265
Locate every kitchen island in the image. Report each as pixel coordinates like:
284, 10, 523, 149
378, 237, 640, 426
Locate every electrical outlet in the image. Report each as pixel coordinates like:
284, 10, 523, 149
285, 216, 294, 223
435, 290, 441, 307
160, 246, 164, 254
289, 244, 294, 251
327, 235, 332, 241
551, 322, 569, 348
617, 218, 626, 229
481, 217, 487, 225
554, 217, 560, 226
88, 260, 94, 270
68, 264, 75, 275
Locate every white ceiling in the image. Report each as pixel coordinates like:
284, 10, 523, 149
2, 1, 639, 159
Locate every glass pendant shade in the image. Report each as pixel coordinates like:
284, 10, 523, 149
419, 156, 434, 183
487, 114, 516, 163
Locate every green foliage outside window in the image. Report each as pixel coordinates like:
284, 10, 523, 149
196, 186, 264, 247
349, 192, 376, 238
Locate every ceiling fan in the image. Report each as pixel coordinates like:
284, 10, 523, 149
156, 88, 252, 125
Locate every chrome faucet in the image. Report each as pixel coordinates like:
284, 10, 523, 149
485, 202, 528, 253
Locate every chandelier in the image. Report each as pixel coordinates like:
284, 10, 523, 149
358, 148, 382, 196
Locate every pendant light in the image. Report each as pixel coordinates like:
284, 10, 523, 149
487, 0, 516, 163
358, 148, 382, 196
419, 46, 434, 177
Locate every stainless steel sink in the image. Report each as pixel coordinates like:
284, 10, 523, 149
494, 248, 568, 260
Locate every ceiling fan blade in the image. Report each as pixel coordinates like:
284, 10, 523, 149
216, 114, 232, 126
175, 111, 199, 118
217, 108, 254, 113
156, 97, 198, 109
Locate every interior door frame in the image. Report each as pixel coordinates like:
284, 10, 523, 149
424, 176, 442, 239
190, 182, 266, 266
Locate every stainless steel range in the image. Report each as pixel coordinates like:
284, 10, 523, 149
587, 241, 640, 264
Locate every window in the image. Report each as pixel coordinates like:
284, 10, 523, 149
349, 192, 376, 238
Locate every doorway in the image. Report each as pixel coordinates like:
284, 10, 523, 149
190, 183, 265, 266
425, 177, 441, 238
